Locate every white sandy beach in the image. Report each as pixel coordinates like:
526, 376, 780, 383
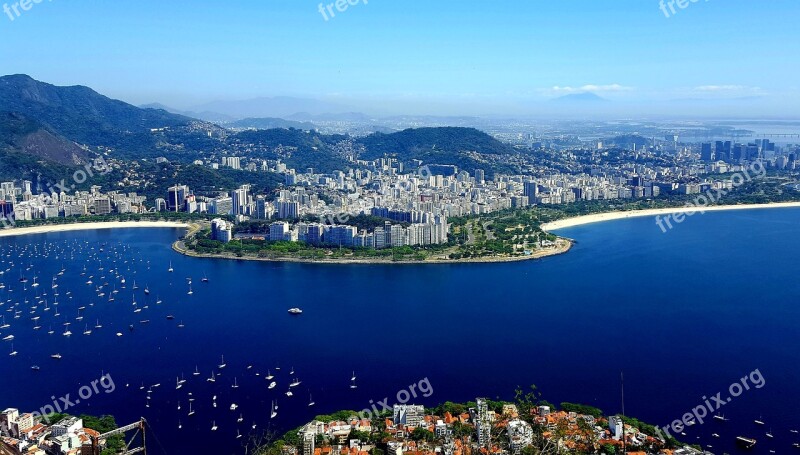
541, 202, 800, 232
0, 221, 190, 238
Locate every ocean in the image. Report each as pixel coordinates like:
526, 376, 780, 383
1, 208, 799, 454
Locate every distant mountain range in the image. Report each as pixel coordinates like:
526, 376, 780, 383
552, 92, 609, 103
0, 74, 522, 180
139, 103, 236, 123
188, 96, 356, 120
229, 117, 316, 130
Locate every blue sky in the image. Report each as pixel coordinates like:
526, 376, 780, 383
1, 0, 799, 116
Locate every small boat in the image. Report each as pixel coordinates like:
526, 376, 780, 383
288, 308, 303, 315
2, 334, 13, 341
211, 421, 217, 431
290, 377, 301, 388
188, 402, 195, 416
236, 430, 242, 439
202, 274, 209, 283
712, 433, 720, 438
736, 436, 757, 449
193, 366, 200, 376
178, 321, 185, 328
230, 403, 238, 411
168, 262, 174, 273
166, 315, 175, 320
51, 353, 62, 359
218, 355, 226, 369
285, 389, 293, 397
178, 420, 182, 430
270, 400, 277, 419
766, 429, 773, 439
308, 394, 315, 407
755, 418, 765, 426
713, 413, 728, 422
350, 371, 357, 389
232, 378, 239, 389
266, 369, 274, 380
144, 286, 150, 295
176, 377, 183, 390
207, 372, 216, 383
31, 365, 40, 371
237, 414, 243, 423
9, 344, 17, 356
268, 381, 276, 389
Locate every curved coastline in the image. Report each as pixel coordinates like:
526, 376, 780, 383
541, 202, 800, 232
172, 236, 573, 265
0, 221, 190, 238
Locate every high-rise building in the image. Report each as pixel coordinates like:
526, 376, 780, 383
476, 398, 491, 448
277, 200, 300, 219
523, 181, 539, 205
232, 187, 249, 216
269, 222, 289, 242
701, 143, 714, 162
94, 198, 112, 215
167, 185, 189, 212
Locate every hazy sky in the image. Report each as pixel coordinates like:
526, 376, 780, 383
1, 0, 799, 116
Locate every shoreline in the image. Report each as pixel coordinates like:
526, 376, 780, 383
0, 221, 190, 238
172, 238, 573, 265
541, 202, 800, 232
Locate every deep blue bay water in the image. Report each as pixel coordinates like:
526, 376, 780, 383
1, 208, 800, 454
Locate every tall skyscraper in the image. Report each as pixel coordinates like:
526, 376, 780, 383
701, 143, 714, 162
167, 185, 189, 212
523, 181, 539, 205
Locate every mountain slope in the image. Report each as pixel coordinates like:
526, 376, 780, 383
0, 111, 88, 165
0, 74, 193, 152
357, 127, 519, 174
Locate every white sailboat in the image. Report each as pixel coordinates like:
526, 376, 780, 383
270, 400, 277, 418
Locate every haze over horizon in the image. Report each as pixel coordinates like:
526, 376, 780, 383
1, 0, 799, 118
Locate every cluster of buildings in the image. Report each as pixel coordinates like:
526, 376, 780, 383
698, 140, 793, 165
286, 401, 707, 455
1, 409, 107, 455
0, 181, 148, 224
242, 217, 450, 249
